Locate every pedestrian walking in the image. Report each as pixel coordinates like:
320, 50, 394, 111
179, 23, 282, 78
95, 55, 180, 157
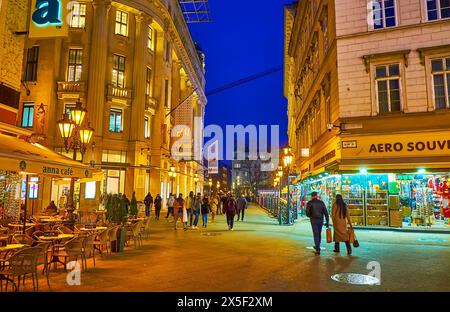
201, 196, 211, 228
306, 192, 329, 255
192, 193, 202, 229
185, 191, 195, 227
236, 194, 248, 222
224, 194, 237, 230
144, 192, 153, 217
166, 193, 175, 220
174, 194, 186, 230
210, 193, 218, 222
331, 194, 353, 255
154, 194, 162, 220
220, 194, 228, 215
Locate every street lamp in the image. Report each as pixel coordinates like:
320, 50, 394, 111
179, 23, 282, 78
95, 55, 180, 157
56, 99, 94, 217
282, 145, 294, 225
208, 178, 213, 196
194, 173, 199, 194
168, 165, 177, 195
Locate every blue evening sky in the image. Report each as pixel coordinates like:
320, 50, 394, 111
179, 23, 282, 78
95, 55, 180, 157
188, 0, 291, 157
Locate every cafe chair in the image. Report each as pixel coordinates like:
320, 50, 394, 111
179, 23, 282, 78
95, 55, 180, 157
142, 218, 151, 239
1, 247, 42, 292
82, 234, 97, 270
12, 234, 33, 246
56, 225, 73, 235
51, 237, 85, 272
34, 241, 52, 287
93, 229, 110, 257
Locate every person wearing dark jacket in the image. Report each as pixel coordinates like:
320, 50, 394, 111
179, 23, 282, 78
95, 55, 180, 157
201, 196, 211, 228
306, 192, 330, 255
144, 193, 153, 217
154, 194, 162, 220
123, 194, 131, 214
224, 195, 238, 230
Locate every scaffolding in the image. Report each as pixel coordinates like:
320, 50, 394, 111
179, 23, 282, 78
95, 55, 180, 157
178, 0, 211, 23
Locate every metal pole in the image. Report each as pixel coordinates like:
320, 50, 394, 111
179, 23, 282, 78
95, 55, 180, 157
287, 168, 291, 224
22, 174, 29, 234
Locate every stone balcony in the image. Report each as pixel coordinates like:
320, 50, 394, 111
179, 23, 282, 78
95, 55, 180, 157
107, 84, 133, 103
57, 81, 86, 99
145, 95, 157, 113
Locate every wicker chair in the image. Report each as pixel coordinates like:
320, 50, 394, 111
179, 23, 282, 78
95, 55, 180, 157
126, 222, 143, 249
1, 247, 42, 291
108, 226, 120, 253
51, 237, 85, 272
82, 234, 96, 270
93, 229, 110, 257
34, 241, 52, 286
142, 218, 151, 239
12, 234, 34, 246
56, 225, 73, 234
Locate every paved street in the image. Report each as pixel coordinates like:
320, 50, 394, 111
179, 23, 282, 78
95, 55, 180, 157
27, 203, 449, 292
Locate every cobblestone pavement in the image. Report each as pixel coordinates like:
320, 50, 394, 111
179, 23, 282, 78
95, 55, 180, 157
26, 204, 450, 292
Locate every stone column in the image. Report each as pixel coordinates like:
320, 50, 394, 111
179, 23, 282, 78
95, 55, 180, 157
130, 13, 148, 142
87, 0, 111, 145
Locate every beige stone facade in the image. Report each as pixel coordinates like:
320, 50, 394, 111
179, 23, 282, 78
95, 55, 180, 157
15, 0, 206, 211
285, 0, 450, 177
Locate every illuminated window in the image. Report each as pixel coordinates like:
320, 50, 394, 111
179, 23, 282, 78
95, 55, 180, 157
115, 10, 128, 36
148, 26, 154, 50
21, 102, 34, 128
85, 182, 96, 199
70, 2, 86, 28
144, 116, 150, 139
431, 57, 450, 109
64, 103, 76, 119
112, 55, 125, 88
146, 67, 153, 96
427, 0, 450, 20
372, 0, 396, 29
29, 177, 39, 199
67, 49, 83, 82
109, 109, 122, 133
375, 64, 402, 113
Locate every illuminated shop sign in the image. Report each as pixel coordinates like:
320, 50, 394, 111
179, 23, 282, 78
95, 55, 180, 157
29, 0, 69, 38
369, 140, 450, 153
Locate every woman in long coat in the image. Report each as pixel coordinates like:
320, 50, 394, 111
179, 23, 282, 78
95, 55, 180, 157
331, 194, 353, 255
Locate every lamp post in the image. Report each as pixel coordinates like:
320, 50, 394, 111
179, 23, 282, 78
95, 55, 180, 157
194, 173, 199, 194
208, 178, 213, 196
282, 145, 294, 225
276, 167, 283, 224
274, 176, 280, 217
168, 165, 177, 195
57, 99, 94, 218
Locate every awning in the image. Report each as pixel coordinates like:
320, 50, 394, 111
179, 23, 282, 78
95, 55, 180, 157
0, 132, 95, 179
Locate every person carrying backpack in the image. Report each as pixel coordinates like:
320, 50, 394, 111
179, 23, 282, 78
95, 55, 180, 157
224, 194, 238, 230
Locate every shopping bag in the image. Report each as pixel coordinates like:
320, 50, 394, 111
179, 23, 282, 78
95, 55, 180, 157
348, 228, 355, 243
326, 227, 332, 243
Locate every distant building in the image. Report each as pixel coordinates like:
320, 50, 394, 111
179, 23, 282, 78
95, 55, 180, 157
208, 161, 231, 194
231, 157, 273, 197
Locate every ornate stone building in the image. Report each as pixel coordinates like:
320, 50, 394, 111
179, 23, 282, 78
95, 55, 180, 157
16, 0, 207, 211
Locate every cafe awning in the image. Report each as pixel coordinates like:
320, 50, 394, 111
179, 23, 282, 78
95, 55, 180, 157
0, 132, 95, 179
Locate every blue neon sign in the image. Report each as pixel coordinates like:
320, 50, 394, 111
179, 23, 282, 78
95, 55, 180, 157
32, 0, 62, 27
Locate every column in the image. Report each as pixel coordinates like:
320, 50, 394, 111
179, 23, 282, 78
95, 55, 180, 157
130, 13, 148, 142
87, 0, 111, 145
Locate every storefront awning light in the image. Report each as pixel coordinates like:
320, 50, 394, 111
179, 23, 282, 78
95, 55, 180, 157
417, 168, 426, 174
360, 168, 368, 174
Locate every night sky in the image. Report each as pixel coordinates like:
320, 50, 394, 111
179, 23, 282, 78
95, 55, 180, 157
188, 0, 290, 158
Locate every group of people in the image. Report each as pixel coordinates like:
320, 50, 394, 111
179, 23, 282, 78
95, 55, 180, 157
306, 191, 354, 256
141, 191, 248, 231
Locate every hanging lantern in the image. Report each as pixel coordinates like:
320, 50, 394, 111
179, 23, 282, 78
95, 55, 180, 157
57, 113, 75, 152
79, 123, 94, 145
71, 99, 87, 126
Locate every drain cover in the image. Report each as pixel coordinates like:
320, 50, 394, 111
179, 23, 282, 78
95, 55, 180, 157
331, 273, 379, 285
416, 237, 447, 243
306, 246, 326, 251
202, 232, 222, 236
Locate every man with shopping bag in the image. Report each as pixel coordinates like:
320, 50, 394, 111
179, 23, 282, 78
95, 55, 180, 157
306, 192, 329, 255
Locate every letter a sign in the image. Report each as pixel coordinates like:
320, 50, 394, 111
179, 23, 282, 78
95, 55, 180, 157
29, 0, 69, 38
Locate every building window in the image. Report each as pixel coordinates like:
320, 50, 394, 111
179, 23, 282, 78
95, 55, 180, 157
112, 55, 125, 88
109, 109, 122, 132
70, 2, 86, 28
165, 40, 171, 62
427, 0, 450, 20
67, 49, 83, 82
115, 10, 128, 36
25, 46, 39, 82
21, 102, 34, 128
146, 67, 153, 96
372, 0, 396, 29
431, 57, 450, 109
144, 116, 150, 139
148, 26, 154, 50
64, 103, 76, 119
375, 64, 401, 113
322, 17, 329, 55
234, 163, 241, 169
164, 79, 169, 107
29, 177, 39, 199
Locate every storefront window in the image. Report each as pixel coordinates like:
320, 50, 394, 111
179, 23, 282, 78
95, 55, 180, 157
85, 181, 96, 199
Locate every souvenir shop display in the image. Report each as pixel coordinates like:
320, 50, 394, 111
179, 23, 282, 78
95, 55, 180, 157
341, 190, 364, 226
366, 190, 389, 226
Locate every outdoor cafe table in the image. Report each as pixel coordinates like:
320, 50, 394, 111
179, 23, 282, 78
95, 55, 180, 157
79, 226, 108, 234
37, 234, 75, 270
7, 223, 36, 233
0, 243, 27, 291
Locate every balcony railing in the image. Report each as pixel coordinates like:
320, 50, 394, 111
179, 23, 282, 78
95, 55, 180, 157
145, 95, 157, 111
107, 84, 133, 101
57, 81, 85, 99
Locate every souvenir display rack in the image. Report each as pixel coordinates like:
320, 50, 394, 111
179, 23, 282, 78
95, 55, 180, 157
341, 189, 365, 226
366, 190, 389, 226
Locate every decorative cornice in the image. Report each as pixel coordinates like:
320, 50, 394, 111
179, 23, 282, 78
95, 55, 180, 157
362, 49, 411, 73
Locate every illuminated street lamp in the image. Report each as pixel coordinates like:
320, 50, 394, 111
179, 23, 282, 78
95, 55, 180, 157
282, 145, 294, 224
56, 99, 94, 217
208, 178, 213, 195
168, 165, 177, 194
